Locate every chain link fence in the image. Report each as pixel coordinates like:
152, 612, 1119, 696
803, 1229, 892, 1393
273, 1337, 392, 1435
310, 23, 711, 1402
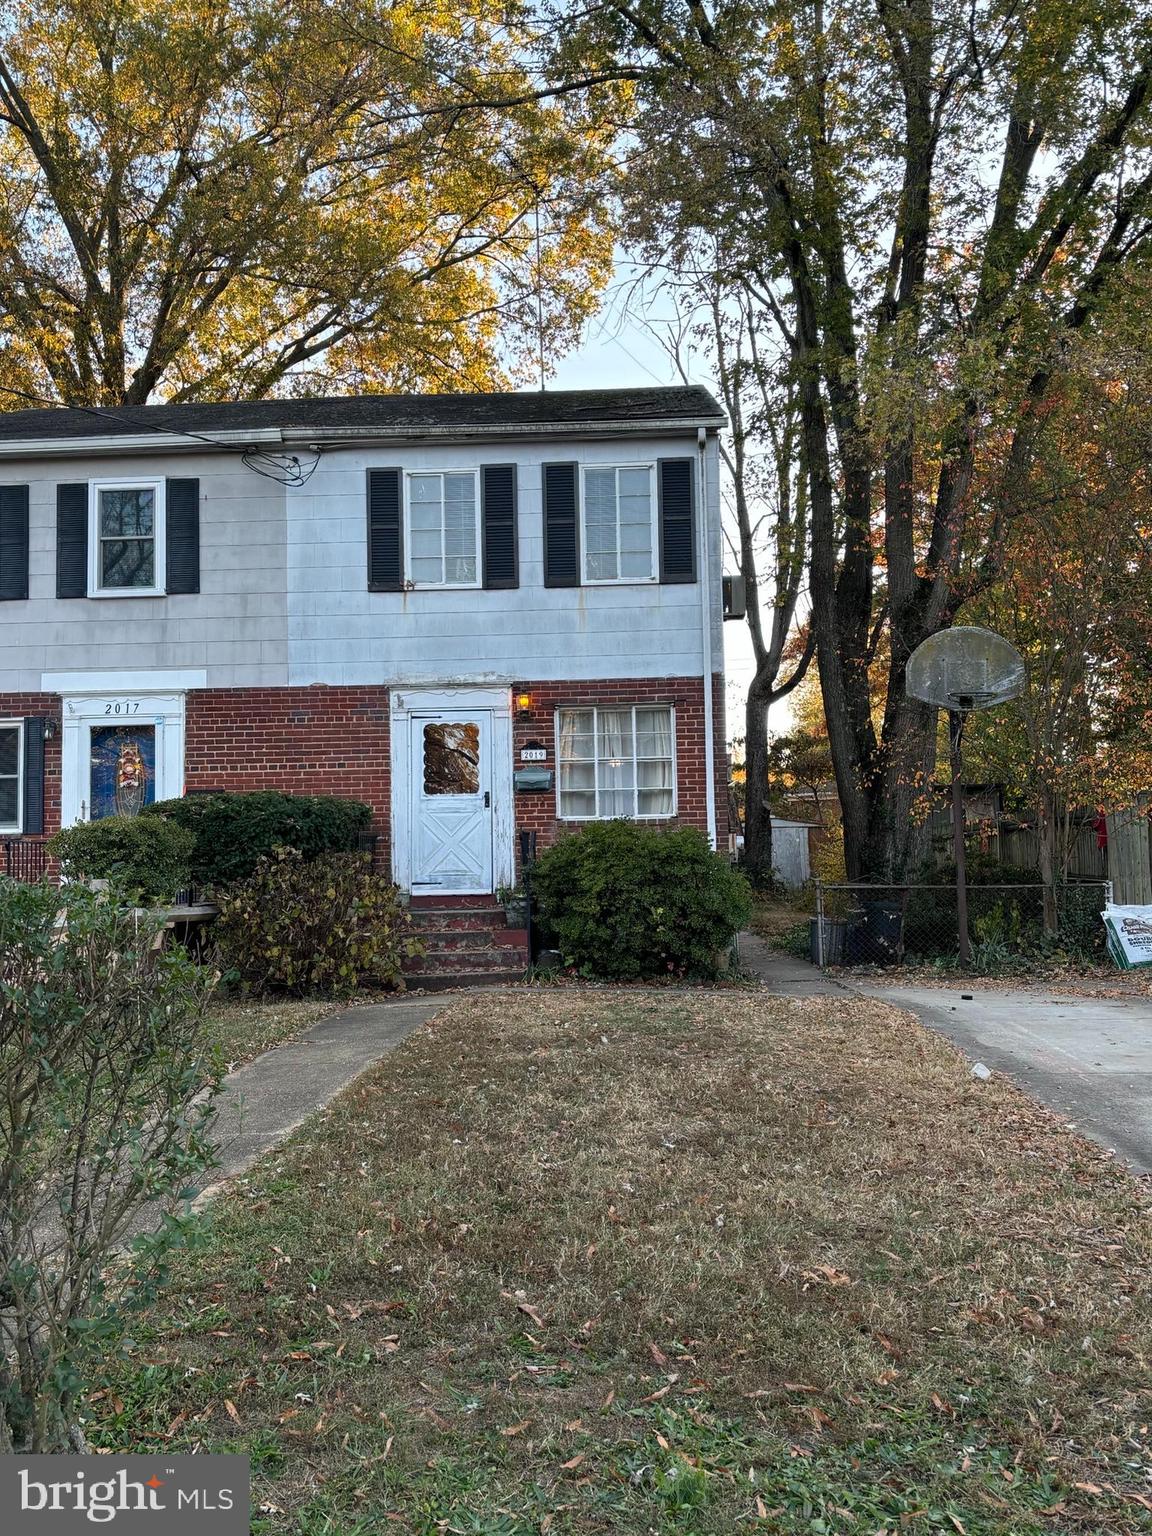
813, 880, 1112, 969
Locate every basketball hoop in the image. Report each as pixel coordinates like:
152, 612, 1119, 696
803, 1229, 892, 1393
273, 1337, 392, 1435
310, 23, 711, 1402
906, 627, 1026, 968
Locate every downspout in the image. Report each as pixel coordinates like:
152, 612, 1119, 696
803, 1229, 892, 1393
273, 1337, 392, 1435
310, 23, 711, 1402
698, 427, 718, 849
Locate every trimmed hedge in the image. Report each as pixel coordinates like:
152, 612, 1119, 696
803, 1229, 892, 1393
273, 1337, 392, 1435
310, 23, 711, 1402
143, 791, 372, 889
47, 816, 195, 903
534, 821, 752, 980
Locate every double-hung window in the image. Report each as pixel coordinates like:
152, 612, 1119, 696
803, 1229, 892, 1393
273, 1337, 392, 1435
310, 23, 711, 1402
406, 470, 481, 587
558, 705, 675, 819
0, 721, 22, 833
89, 480, 164, 596
581, 465, 657, 583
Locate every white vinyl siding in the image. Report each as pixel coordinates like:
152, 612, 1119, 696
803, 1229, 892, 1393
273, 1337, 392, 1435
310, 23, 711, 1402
406, 470, 480, 587
581, 465, 656, 583
557, 705, 675, 819
0, 720, 22, 832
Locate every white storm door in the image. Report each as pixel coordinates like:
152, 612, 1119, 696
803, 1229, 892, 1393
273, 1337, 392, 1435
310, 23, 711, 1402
410, 710, 493, 894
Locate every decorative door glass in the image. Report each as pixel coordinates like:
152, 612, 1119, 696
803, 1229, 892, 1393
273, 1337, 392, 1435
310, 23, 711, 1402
89, 725, 156, 819
422, 721, 480, 795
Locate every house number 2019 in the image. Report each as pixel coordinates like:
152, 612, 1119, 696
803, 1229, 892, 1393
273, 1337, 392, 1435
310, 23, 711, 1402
104, 700, 140, 715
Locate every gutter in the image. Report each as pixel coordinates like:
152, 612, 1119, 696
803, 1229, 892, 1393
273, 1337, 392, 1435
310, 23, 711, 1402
0, 417, 725, 460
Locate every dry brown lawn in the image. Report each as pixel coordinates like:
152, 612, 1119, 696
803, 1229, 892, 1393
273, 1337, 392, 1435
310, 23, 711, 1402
91, 989, 1152, 1534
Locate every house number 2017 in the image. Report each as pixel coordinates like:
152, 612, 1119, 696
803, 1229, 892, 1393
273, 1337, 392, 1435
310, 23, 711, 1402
104, 700, 140, 715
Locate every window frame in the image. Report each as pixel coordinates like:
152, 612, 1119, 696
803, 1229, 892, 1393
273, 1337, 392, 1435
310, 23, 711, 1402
403, 467, 482, 590
579, 463, 658, 586
555, 703, 677, 822
0, 718, 23, 835
88, 478, 166, 598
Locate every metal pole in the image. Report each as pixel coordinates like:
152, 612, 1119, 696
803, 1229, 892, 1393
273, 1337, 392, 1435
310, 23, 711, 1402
949, 710, 971, 968
816, 880, 825, 968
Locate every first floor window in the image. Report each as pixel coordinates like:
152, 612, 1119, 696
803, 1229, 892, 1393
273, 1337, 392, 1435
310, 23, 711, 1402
0, 721, 22, 832
581, 465, 656, 582
407, 471, 480, 586
91, 481, 163, 593
558, 705, 674, 819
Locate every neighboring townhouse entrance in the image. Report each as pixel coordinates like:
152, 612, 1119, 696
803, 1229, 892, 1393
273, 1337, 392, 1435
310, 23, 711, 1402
390, 687, 514, 895
46, 670, 199, 828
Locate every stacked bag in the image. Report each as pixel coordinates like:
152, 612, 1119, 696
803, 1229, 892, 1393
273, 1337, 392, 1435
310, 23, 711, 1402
1102, 903, 1152, 970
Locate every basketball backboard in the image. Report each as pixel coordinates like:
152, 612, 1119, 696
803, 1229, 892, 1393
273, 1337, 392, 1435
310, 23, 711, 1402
906, 626, 1025, 711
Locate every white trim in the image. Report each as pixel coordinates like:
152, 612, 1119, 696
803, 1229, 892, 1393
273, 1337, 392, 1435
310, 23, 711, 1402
87, 478, 166, 598
59, 692, 186, 827
42, 669, 207, 694
698, 430, 717, 849
0, 428, 285, 459
0, 718, 23, 835
579, 462, 658, 585
554, 703, 678, 822
390, 685, 514, 893
403, 467, 482, 590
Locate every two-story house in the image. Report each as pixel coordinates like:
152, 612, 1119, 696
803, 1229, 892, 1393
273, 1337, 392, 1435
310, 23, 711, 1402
0, 388, 728, 922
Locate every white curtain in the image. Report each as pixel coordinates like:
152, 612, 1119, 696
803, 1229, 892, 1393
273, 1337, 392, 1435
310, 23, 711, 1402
597, 708, 634, 816
637, 707, 673, 815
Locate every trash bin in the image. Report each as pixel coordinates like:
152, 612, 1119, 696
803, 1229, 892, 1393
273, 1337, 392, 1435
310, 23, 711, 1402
810, 916, 847, 966
845, 899, 904, 965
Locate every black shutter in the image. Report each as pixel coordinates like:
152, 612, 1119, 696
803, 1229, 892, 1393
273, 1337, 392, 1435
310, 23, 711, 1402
543, 462, 579, 587
166, 477, 200, 594
22, 718, 44, 835
56, 483, 88, 598
658, 458, 696, 583
0, 484, 29, 601
481, 464, 518, 590
367, 468, 403, 591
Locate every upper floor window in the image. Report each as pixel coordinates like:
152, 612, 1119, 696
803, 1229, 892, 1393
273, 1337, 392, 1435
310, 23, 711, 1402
557, 705, 675, 819
406, 470, 480, 588
89, 480, 165, 596
0, 721, 22, 833
581, 465, 656, 584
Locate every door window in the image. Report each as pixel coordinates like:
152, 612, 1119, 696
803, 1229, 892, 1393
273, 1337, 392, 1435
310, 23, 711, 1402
422, 721, 481, 795
89, 724, 156, 819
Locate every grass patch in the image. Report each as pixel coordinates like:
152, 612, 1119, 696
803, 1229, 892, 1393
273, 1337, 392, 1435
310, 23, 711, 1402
200, 997, 335, 1067
91, 992, 1152, 1533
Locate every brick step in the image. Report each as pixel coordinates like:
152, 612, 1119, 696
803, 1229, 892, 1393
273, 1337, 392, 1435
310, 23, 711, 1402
407, 909, 513, 932
415, 927, 527, 952
405, 946, 527, 976
408, 893, 503, 910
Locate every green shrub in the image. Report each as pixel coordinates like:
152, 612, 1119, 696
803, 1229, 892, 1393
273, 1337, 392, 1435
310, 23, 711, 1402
0, 879, 218, 1450
214, 848, 422, 996
47, 816, 194, 903
144, 791, 372, 890
533, 821, 752, 980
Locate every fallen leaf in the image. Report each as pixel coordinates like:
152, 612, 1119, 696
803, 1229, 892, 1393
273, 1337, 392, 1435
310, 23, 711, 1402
561, 1454, 584, 1470
649, 1342, 670, 1369
500, 1421, 530, 1437
517, 1302, 546, 1329
224, 1400, 240, 1424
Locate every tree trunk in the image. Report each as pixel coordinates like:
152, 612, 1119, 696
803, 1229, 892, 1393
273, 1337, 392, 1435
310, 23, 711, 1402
742, 685, 774, 889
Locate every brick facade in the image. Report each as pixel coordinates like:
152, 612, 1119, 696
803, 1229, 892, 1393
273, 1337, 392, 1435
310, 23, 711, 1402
8, 678, 728, 884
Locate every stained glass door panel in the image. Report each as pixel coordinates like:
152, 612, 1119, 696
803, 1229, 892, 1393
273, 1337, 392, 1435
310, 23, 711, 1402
89, 725, 156, 820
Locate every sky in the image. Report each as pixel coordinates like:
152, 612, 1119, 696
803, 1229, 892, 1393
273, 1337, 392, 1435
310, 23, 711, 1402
546, 303, 764, 746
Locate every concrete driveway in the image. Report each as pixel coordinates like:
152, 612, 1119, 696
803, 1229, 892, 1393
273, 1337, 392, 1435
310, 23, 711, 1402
858, 982, 1152, 1174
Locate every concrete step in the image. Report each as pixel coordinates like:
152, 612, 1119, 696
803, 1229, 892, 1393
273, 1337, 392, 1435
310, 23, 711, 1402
408, 909, 513, 932
408, 894, 503, 910
405, 971, 526, 992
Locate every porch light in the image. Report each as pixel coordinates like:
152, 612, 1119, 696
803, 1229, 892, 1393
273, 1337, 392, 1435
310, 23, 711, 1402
515, 690, 534, 720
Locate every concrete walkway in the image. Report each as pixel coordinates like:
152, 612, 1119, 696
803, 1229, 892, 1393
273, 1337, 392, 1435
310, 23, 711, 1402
737, 930, 844, 996
199, 995, 446, 1193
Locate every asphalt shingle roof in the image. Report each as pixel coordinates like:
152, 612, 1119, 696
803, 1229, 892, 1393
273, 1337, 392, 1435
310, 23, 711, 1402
0, 387, 724, 443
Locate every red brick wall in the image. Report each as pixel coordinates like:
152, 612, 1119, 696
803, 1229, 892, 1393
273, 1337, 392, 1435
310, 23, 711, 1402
10, 678, 729, 881
512, 675, 727, 863
0, 695, 62, 839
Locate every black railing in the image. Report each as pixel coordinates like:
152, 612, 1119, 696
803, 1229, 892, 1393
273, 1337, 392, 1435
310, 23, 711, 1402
3, 840, 50, 882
